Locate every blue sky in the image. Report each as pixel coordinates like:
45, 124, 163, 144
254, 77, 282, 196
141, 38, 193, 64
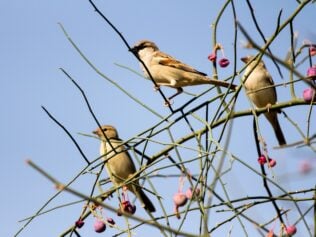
2, 1, 315, 236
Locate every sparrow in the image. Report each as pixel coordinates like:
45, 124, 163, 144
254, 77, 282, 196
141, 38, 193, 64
241, 56, 286, 146
93, 125, 156, 212
130, 40, 237, 104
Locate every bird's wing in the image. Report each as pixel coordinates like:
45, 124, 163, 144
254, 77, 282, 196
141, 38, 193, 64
266, 71, 275, 86
265, 71, 278, 102
154, 51, 207, 76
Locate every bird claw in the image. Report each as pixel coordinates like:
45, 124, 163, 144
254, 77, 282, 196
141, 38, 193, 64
153, 86, 160, 91
266, 103, 272, 112
164, 99, 173, 107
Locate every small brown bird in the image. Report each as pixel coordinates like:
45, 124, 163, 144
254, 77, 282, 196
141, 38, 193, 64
241, 56, 286, 146
130, 40, 237, 104
93, 125, 155, 212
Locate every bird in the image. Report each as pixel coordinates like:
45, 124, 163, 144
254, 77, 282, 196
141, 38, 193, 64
241, 55, 286, 146
93, 125, 156, 212
130, 40, 237, 105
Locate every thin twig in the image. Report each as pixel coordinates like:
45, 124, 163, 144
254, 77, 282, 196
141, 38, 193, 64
245, 0, 284, 79
87, 0, 173, 112
41, 106, 90, 164
59, 68, 115, 152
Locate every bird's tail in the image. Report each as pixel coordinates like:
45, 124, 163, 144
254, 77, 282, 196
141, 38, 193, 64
265, 112, 286, 146
134, 187, 156, 212
207, 77, 237, 90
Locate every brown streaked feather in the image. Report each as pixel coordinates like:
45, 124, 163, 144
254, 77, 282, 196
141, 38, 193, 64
154, 51, 207, 76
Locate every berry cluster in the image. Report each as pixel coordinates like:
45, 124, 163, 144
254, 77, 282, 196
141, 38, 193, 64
208, 43, 230, 68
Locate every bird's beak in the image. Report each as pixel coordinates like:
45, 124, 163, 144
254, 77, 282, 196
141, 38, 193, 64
128, 47, 133, 52
129, 46, 138, 53
240, 57, 249, 63
92, 130, 98, 135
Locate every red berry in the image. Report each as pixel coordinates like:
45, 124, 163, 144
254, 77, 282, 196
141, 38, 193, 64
122, 200, 130, 207
75, 219, 84, 228
94, 220, 106, 233
173, 192, 188, 207
208, 52, 217, 62
258, 155, 267, 165
285, 225, 297, 235
303, 88, 315, 102
126, 204, 136, 214
219, 58, 230, 68
309, 46, 316, 56
121, 200, 136, 215
269, 159, 277, 167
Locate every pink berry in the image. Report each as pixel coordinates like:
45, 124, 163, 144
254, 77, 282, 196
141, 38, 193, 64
185, 188, 193, 199
75, 219, 84, 228
307, 65, 316, 79
219, 58, 230, 68
299, 160, 312, 174
285, 225, 297, 235
173, 192, 188, 207
258, 155, 267, 165
310, 46, 316, 56
269, 158, 277, 167
303, 88, 315, 102
106, 217, 115, 226
208, 52, 216, 62
186, 187, 201, 200
94, 220, 106, 233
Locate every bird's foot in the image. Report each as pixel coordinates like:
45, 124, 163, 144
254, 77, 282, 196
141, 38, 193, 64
153, 85, 160, 91
164, 99, 173, 107
165, 88, 183, 104
266, 103, 272, 112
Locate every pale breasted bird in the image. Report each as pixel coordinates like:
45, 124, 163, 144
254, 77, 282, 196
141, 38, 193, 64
241, 56, 286, 146
130, 40, 237, 104
93, 125, 156, 212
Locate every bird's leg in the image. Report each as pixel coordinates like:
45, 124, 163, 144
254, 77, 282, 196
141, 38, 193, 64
164, 88, 183, 107
153, 85, 174, 106
168, 87, 183, 100
153, 85, 160, 91
164, 99, 173, 107
266, 103, 272, 112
